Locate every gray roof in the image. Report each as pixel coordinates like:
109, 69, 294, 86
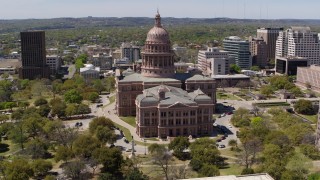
189, 88, 212, 101
186, 74, 213, 81
120, 72, 180, 83
137, 85, 211, 106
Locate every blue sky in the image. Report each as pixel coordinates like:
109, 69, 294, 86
1, 0, 320, 19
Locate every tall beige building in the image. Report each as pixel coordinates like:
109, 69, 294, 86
257, 27, 283, 61
276, 27, 320, 65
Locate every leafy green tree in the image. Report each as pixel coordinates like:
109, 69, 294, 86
228, 139, 238, 149
76, 103, 91, 116
250, 66, 260, 71
93, 147, 124, 175
299, 144, 320, 160
0, 114, 9, 124
37, 104, 51, 117
55, 145, 74, 163
9, 123, 27, 149
64, 89, 83, 104
308, 173, 320, 180
73, 134, 101, 158
5, 158, 33, 180
89, 117, 115, 134
105, 76, 116, 92
294, 99, 315, 115
34, 97, 48, 106
230, 64, 241, 74
31, 159, 52, 177
168, 136, 190, 160
198, 164, 220, 177
88, 92, 99, 102
285, 123, 313, 145
95, 126, 117, 144
241, 168, 254, 175
285, 152, 312, 180
231, 108, 250, 127
50, 98, 67, 118
125, 168, 149, 180
260, 85, 274, 99
26, 138, 49, 159
93, 80, 105, 94
289, 87, 303, 97
65, 103, 77, 117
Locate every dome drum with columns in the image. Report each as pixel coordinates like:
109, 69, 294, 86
141, 11, 175, 78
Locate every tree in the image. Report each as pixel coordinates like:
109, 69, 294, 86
76, 103, 91, 117
299, 144, 320, 160
260, 85, 274, 99
64, 89, 83, 104
148, 144, 172, 180
34, 97, 48, 106
0, 114, 9, 124
26, 138, 49, 159
231, 108, 250, 127
37, 104, 51, 117
285, 152, 312, 179
5, 158, 33, 180
250, 66, 260, 71
198, 164, 220, 177
168, 136, 190, 160
65, 103, 77, 117
55, 145, 74, 163
241, 168, 254, 175
9, 123, 27, 149
63, 160, 86, 180
230, 64, 241, 74
88, 92, 99, 102
89, 117, 114, 134
237, 138, 262, 169
95, 126, 117, 144
50, 98, 67, 118
228, 139, 238, 150
294, 99, 315, 115
93, 80, 105, 94
93, 147, 124, 175
31, 159, 52, 177
125, 168, 149, 180
105, 76, 116, 92
73, 134, 101, 158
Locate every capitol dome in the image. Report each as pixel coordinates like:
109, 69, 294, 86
146, 11, 170, 43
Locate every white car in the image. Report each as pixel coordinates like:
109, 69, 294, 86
221, 113, 226, 117
228, 124, 232, 128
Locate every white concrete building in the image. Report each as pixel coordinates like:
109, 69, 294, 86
80, 64, 100, 80
46, 55, 61, 74
276, 27, 320, 65
198, 47, 233, 76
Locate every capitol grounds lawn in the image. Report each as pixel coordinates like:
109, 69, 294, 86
0, 140, 19, 157
299, 114, 318, 124
120, 116, 136, 127
216, 91, 242, 100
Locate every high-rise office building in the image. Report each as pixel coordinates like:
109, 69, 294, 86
249, 36, 268, 68
197, 47, 234, 76
19, 31, 50, 79
223, 36, 251, 69
257, 28, 283, 61
276, 27, 320, 65
120, 43, 141, 62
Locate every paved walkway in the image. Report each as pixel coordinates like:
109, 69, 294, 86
94, 95, 169, 144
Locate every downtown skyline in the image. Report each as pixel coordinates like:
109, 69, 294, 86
1, 0, 320, 20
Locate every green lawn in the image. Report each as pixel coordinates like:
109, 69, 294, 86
113, 122, 132, 141
105, 95, 115, 107
219, 163, 243, 176
0, 140, 20, 156
300, 114, 318, 124
120, 116, 136, 127
255, 102, 290, 107
216, 92, 241, 100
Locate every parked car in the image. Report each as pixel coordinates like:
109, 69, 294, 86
219, 144, 226, 148
124, 138, 129, 143
227, 111, 233, 115
216, 139, 222, 142
221, 113, 226, 117
221, 136, 226, 140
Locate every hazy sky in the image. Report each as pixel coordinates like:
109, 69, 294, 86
1, 0, 320, 19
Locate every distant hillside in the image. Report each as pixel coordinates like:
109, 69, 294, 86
1, 17, 320, 33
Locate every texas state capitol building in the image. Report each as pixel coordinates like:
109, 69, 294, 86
115, 12, 217, 138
